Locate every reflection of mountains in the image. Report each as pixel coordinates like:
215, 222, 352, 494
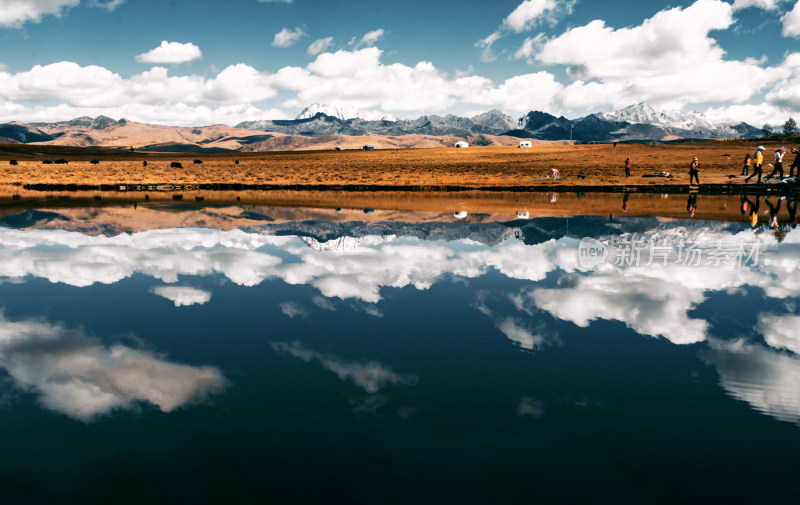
2, 207, 747, 247
242, 216, 748, 248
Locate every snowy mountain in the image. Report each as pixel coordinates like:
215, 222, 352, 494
296, 103, 363, 121
602, 103, 759, 138
470, 109, 516, 131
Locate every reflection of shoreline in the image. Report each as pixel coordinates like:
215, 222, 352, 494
1, 190, 797, 226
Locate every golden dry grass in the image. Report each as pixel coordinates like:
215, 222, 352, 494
2, 141, 793, 188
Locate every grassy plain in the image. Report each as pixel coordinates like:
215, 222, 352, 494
1, 141, 794, 188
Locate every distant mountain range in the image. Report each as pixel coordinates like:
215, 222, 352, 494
0, 103, 763, 152
238, 102, 761, 142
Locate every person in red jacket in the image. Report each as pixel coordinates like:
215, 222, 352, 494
624, 156, 631, 177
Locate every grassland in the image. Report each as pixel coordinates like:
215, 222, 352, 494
1, 141, 796, 189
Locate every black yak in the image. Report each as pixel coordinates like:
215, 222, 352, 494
170, 162, 183, 168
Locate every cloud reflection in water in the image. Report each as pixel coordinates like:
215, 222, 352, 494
1, 220, 800, 424
271, 341, 417, 393
0, 313, 227, 421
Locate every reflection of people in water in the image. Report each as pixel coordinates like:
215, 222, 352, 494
764, 197, 782, 230
622, 192, 629, 212
548, 192, 558, 203
744, 195, 760, 228
788, 197, 798, 229
686, 193, 697, 217
740, 194, 748, 216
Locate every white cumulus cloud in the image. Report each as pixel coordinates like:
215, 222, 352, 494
136, 41, 202, 65
351, 28, 384, 48
307, 36, 334, 56
783, 1, 800, 37
732, 0, 781, 10
537, 0, 782, 110
0, 0, 78, 28
504, 0, 573, 32
87, 0, 125, 10
272, 27, 306, 48
477, 0, 574, 61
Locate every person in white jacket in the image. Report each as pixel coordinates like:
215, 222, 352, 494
765, 147, 785, 180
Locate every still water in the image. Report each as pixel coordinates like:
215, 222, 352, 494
0, 200, 799, 504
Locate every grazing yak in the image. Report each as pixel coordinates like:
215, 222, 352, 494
90, 159, 100, 165
42, 160, 53, 164
193, 159, 203, 164
54, 159, 68, 164
9, 160, 17, 166
235, 160, 239, 165
143, 161, 148, 167
170, 162, 183, 168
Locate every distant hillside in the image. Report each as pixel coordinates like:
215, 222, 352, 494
0, 122, 54, 143
0, 103, 764, 152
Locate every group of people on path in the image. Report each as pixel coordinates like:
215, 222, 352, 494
743, 146, 799, 183
620, 144, 799, 185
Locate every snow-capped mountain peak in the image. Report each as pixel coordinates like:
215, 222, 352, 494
296, 103, 363, 121
602, 102, 743, 135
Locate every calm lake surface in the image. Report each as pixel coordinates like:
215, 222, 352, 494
1, 198, 799, 504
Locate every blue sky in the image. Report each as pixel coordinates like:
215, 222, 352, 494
1, 0, 799, 126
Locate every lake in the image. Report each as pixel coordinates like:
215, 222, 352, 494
0, 194, 798, 504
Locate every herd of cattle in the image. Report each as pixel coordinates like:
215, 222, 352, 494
7, 159, 239, 167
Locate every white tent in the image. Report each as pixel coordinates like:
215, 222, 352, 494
454, 141, 469, 148
453, 211, 468, 219
519, 141, 532, 148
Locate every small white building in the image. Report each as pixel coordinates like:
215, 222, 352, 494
517, 211, 530, 219
454, 141, 469, 148
519, 141, 532, 148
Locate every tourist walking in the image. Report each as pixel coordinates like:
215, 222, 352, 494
689, 157, 700, 185
745, 146, 764, 183
624, 156, 631, 177
789, 147, 799, 177
765, 147, 785, 180
742, 153, 751, 176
